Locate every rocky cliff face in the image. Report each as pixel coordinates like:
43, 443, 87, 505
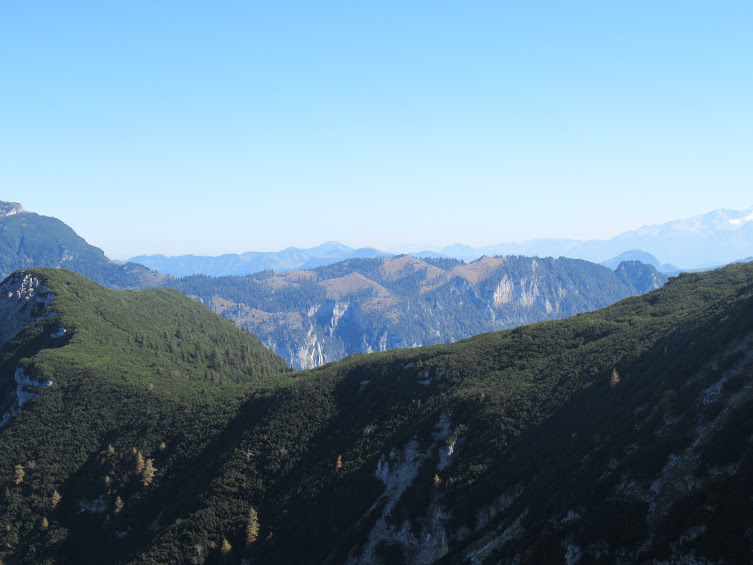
0, 271, 51, 348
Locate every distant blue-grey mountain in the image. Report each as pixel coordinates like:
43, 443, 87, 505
128, 242, 393, 277
408, 250, 451, 259
438, 206, 753, 270
128, 206, 753, 276
600, 249, 679, 273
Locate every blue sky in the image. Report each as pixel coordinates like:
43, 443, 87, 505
2, 1, 751, 258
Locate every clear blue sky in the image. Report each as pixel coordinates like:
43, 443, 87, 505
2, 1, 751, 258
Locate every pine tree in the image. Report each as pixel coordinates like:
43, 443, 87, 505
134, 450, 145, 475
245, 507, 260, 547
335, 454, 343, 472
13, 465, 24, 485
142, 459, 156, 486
220, 538, 232, 556
40, 517, 48, 531
114, 496, 124, 515
51, 490, 62, 510
610, 368, 621, 388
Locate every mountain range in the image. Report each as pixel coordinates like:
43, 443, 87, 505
2, 199, 753, 563
437, 206, 753, 269
2, 261, 752, 563
0, 201, 668, 369
127, 206, 753, 276
167, 255, 667, 369
128, 242, 391, 278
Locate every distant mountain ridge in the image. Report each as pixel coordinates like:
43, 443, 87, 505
167, 255, 667, 369
128, 242, 393, 277
600, 249, 679, 273
128, 205, 753, 276
0, 202, 168, 289
436, 206, 753, 269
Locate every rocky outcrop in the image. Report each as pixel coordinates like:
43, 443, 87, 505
347, 414, 455, 565
0, 271, 57, 428
0, 271, 54, 348
0, 201, 24, 217
1, 367, 54, 428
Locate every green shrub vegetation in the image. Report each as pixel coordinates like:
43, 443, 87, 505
0, 263, 752, 563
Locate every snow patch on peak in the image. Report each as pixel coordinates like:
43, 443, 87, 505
728, 209, 753, 226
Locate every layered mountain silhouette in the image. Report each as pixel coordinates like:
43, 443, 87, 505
1, 201, 669, 368
436, 206, 753, 269
126, 206, 753, 276
128, 242, 392, 277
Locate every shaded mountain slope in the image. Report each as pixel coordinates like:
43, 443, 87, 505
134, 265, 753, 563
0, 201, 168, 289
169, 254, 667, 369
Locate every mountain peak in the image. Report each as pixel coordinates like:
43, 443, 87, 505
0, 201, 25, 218
728, 207, 753, 227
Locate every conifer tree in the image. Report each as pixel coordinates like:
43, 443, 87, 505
245, 507, 260, 546
335, 454, 343, 472
114, 496, 124, 515
220, 538, 232, 557
142, 459, 156, 486
13, 465, 24, 485
40, 517, 48, 531
134, 450, 145, 475
610, 368, 621, 387
51, 490, 62, 510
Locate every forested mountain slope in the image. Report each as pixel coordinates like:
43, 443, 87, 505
0, 201, 168, 289
169, 254, 667, 369
133, 262, 753, 564
0, 269, 289, 564
2, 263, 752, 563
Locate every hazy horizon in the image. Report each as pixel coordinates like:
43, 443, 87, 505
3, 2, 751, 258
